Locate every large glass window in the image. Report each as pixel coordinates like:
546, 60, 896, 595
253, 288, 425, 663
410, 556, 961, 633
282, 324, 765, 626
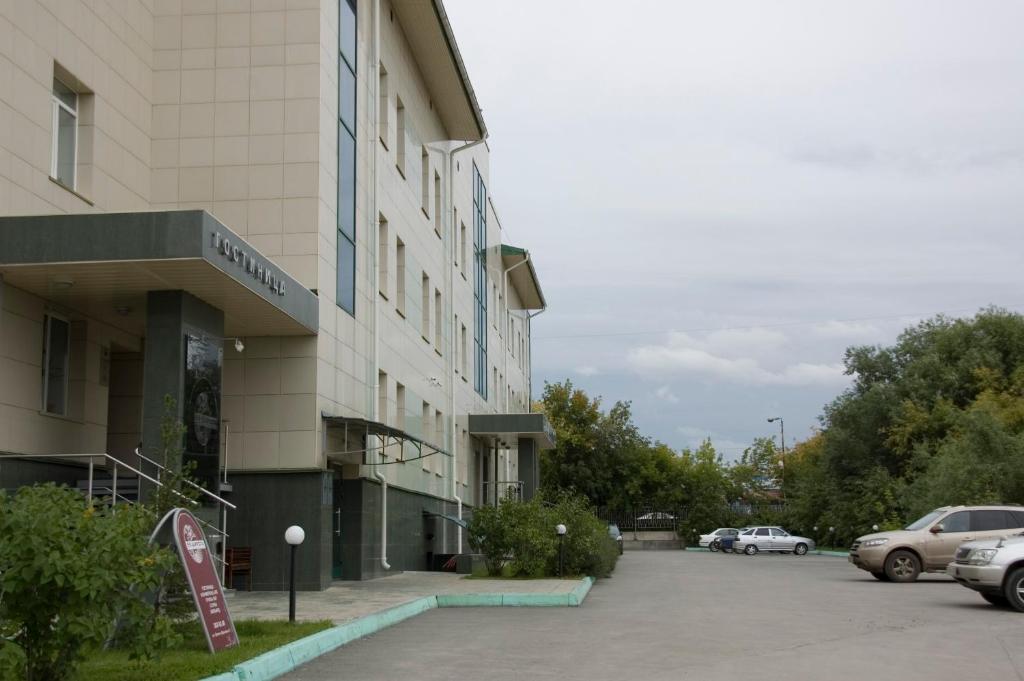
336, 0, 357, 315
472, 164, 488, 398
42, 315, 70, 416
51, 78, 78, 189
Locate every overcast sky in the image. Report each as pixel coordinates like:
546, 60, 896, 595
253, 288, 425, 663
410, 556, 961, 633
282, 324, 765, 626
445, 0, 1024, 458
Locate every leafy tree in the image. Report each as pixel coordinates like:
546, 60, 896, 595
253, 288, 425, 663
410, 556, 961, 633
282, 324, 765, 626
0, 485, 177, 681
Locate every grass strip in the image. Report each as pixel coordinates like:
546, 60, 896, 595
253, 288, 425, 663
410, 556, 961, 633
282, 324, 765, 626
77, 619, 332, 681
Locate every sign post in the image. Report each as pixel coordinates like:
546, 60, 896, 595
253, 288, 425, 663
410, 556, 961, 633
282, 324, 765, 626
170, 509, 238, 653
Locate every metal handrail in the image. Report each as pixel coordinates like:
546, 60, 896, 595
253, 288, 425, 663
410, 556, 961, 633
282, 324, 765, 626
132, 447, 236, 509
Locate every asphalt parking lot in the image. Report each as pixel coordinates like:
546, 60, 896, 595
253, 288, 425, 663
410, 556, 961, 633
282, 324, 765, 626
283, 551, 1024, 680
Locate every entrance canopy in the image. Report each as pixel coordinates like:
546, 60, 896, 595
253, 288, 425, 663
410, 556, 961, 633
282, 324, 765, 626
468, 413, 556, 449
322, 415, 451, 466
0, 210, 318, 337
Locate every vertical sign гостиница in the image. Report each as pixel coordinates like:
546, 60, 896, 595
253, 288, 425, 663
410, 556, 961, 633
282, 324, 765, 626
173, 509, 238, 652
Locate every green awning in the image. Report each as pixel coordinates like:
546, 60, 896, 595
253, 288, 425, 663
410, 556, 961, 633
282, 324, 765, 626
500, 245, 545, 310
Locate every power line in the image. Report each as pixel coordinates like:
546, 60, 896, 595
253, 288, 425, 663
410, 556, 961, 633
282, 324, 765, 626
532, 303, 1024, 342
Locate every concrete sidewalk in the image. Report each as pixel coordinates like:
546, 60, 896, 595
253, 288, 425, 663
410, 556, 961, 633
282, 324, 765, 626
225, 571, 584, 624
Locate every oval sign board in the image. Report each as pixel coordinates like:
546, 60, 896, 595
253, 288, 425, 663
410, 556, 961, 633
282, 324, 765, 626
173, 509, 238, 652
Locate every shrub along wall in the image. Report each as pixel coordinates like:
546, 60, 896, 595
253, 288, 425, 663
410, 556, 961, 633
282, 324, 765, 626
468, 493, 619, 578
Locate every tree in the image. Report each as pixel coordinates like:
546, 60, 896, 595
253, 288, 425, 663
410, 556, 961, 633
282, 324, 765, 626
0, 485, 176, 681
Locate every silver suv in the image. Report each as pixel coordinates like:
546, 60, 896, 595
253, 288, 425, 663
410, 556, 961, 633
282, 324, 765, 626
947, 532, 1024, 611
849, 506, 1024, 582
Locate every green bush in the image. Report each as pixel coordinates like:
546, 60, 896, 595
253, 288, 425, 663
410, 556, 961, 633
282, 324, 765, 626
467, 493, 618, 578
0, 484, 177, 681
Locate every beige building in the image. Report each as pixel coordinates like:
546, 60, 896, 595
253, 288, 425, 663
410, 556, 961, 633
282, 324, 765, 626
0, 0, 551, 587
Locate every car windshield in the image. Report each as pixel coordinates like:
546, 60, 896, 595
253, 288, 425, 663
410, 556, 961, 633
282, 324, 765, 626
904, 509, 945, 531
740, 529, 754, 535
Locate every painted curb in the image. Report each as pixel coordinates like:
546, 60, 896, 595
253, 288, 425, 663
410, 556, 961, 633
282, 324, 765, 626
812, 550, 849, 557
201, 577, 595, 681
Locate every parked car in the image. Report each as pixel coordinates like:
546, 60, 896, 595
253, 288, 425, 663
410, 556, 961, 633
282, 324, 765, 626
849, 505, 1024, 583
699, 527, 739, 550
718, 527, 752, 553
608, 523, 624, 555
733, 526, 815, 555
947, 532, 1024, 611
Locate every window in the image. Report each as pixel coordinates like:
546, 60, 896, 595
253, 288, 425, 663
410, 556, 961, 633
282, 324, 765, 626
971, 510, 1015, 532
454, 314, 460, 372
453, 208, 459, 268
941, 511, 970, 533
421, 273, 430, 341
395, 96, 406, 176
460, 221, 468, 277
378, 63, 389, 148
378, 370, 388, 423
51, 78, 78, 189
473, 164, 488, 398
422, 402, 432, 471
434, 289, 442, 350
336, 0, 357, 315
433, 171, 442, 238
755, 528, 770, 537
771, 528, 789, 537
461, 322, 468, 377
395, 382, 405, 430
42, 314, 70, 416
435, 409, 443, 462
421, 146, 430, 217
396, 237, 406, 316
378, 216, 388, 297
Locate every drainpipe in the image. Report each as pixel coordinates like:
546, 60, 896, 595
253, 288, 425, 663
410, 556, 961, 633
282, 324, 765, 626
370, 0, 389, 571
526, 306, 546, 408
442, 136, 487, 552
503, 253, 530, 415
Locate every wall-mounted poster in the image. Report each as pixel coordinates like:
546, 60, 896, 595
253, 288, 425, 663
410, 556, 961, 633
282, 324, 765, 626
184, 334, 222, 490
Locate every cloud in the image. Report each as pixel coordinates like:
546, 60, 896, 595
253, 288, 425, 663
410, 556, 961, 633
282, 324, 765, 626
655, 385, 680, 404
575, 365, 599, 376
809, 320, 882, 340
627, 332, 850, 387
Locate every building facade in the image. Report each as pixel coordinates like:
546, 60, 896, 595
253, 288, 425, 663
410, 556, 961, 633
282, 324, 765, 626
0, 0, 551, 588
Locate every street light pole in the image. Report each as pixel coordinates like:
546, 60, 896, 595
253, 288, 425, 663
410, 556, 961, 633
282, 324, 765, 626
556, 524, 567, 578
767, 417, 785, 496
284, 525, 305, 622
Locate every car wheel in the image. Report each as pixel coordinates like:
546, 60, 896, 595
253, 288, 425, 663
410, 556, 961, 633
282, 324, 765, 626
884, 550, 921, 583
709, 540, 720, 552
1003, 567, 1024, 612
982, 593, 1008, 607
744, 544, 758, 555
871, 571, 890, 581
794, 543, 808, 556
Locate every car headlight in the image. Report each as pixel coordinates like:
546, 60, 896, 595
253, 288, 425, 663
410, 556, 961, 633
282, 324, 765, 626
966, 549, 998, 565
860, 538, 889, 548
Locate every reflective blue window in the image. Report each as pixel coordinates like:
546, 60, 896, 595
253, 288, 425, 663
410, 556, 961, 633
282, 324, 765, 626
336, 0, 357, 316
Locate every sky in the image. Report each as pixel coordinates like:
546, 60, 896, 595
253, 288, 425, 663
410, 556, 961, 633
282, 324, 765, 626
444, 0, 1024, 459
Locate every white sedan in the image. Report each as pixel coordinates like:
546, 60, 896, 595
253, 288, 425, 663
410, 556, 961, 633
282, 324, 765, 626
698, 527, 740, 550
733, 526, 815, 555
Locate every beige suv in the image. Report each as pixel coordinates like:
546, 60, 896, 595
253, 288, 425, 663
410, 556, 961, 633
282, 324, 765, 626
849, 506, 1024, 582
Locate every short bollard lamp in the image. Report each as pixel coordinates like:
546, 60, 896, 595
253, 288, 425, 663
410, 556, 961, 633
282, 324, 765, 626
556, 523, 567, 578
285, 525, 305, 622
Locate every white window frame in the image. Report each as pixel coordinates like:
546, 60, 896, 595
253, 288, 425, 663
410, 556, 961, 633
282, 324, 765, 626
51, 79, 78, 189
42, 313, 71, 416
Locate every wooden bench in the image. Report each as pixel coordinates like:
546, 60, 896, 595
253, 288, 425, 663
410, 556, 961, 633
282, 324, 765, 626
225, 547, 253, 591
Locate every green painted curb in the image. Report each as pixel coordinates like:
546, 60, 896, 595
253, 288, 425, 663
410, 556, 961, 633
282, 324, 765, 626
201, 578, 595, 681
568, 576, 594, 606
812, 550, 849, 557
436, 593, 503, 607
217, 597, 438, 681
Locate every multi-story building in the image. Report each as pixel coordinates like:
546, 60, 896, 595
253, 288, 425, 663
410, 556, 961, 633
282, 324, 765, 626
0, 0, 552, 588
